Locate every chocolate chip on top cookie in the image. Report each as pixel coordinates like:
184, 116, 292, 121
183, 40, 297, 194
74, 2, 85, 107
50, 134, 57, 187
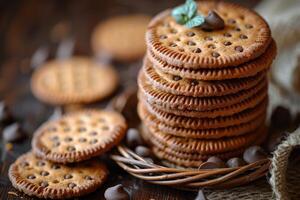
32, 110, 127, 163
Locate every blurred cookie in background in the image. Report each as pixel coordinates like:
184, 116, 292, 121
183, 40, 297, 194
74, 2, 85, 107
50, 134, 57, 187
31, 56, 119, 105
91, 14, 151, 62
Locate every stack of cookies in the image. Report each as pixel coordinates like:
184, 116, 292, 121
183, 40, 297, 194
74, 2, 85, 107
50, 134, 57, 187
9, 110, 127, 199
138, 1, 277, 168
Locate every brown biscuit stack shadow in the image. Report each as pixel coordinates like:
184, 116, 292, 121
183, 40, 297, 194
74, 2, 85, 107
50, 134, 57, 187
137, 0, 276, 168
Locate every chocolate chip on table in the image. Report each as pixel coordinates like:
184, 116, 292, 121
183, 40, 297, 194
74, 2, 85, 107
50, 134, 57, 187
226, 157, 246, 168
271, 106, 292, 129
0, 101, 14, 126
201, 11, 225, 31
104, 184, 129, 200
3, 123, 26, 142
195, 190, 207, 200
126, 128, 143, 148
135, 146, 152, 157
48, 107, 63, 121
199, 156, 226, 169
40, 181, 49, 187
266, 131, 289, 153
243, 146, 268, 164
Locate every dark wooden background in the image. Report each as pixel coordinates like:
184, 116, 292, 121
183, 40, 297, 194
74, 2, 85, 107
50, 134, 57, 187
0, 0, 260, 199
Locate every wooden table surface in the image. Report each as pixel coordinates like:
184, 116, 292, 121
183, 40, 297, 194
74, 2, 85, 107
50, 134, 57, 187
0, 0, 261, 199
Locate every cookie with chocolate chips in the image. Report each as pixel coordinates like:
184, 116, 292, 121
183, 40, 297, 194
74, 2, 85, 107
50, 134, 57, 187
32, 110, 127, 163
9, 152, 107, 199
146, 0, 271, 68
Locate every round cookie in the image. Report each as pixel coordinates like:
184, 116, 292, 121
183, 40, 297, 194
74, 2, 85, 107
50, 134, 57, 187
141, 111, 266, 139
145, 124, 266, 154
143, 57, 266, 97
138, 98, 268, 129
139, 81, 267, 118
138, 69, 267, 111
92, 14, 151, 62
31, 57, 119, 105
32, 110, 127, 163
148, 39, 277, 80
9, 152, 107, 199
146, 1, 271, 68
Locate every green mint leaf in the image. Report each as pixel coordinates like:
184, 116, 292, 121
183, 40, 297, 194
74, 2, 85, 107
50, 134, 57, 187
186, 0, 197, 19
185, 15, 205, 28
172, 5, 188, 24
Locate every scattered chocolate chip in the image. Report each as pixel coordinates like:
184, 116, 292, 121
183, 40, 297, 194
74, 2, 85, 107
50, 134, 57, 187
226, 157, 246, 168
199, 162, 220, 169
170, 29, 177, 34
170, 43, 177, 47
227, 19, 236, 24
243, 146, 268, 164
77, 127, 86, 132
224, 33, 232, 37
202, 11, 225, 31
204, 36, 213, 41
212, 52, 220, 58
48, 107, 63, 121
64, 174, 73, 179
267, 131, 289, 153
37, 161, 45, 167
187, 41, 196, 46
67, 146, 76, 152
40, 181, 49, 187
135, 146, 152, 157
235, 46, 243, 52
27, 175, 36, 179
3, 123, 26, 142
240, 34, 248, 39
40, 171, 49, 176
68, 183, 76, 189
271, 106, 292, 129
160, 35, 167, 39
79, 137, 87, 142
53, 141, 60, 147
245, 24, 253, 29
173, 75, 182, 81
195, 190, 207, 200
85, 175, 93, 180
0, 101, 14, 126
20, 162, 29, 167
224, 41, 232, 46
206, 156, 226, 168
190, 79, 199, 86
193, 48, 202, 53
208, 44, 216, 49
186, 32, 195, 37
52, 165, 61, 169
89, 131, 97, 136
51, 136, 59, 141
64, 137, 73, 142
89, 139, 98, 144
104, 184, 130, 200
235, 27, 241, 31
126, 128, 143, 148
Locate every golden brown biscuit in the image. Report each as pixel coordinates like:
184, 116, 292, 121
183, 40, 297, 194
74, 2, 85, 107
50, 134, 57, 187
31, 57, 118, 105
146, 1, 271, 68
32, 110, 127, 163
9, 152, 107, 199
92, 14, 151, 62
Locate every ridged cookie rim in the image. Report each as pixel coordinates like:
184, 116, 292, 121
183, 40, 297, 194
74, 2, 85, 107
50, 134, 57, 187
148, 39, 276, 80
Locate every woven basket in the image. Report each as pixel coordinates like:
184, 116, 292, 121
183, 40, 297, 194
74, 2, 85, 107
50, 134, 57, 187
111, 145, 270, 190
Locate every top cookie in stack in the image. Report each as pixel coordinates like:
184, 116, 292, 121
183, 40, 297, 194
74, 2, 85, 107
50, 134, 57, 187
138, 0, 276, 168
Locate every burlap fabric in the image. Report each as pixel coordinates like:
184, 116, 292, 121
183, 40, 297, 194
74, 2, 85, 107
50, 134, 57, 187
203, 128, 300, 200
